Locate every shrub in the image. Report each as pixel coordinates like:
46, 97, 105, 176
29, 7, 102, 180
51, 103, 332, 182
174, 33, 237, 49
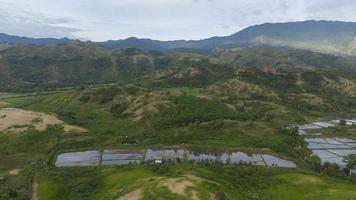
151, 95, 243, 129
110, 102, 129, 118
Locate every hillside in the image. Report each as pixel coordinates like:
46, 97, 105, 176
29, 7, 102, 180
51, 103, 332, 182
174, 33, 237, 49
1, 43, 356, 92
0, 44, 171, 92
97, 20, 356, 56
219, 20, 356, 56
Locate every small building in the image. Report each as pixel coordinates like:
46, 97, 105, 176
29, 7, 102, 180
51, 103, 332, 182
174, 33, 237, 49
155, 160, 163, 164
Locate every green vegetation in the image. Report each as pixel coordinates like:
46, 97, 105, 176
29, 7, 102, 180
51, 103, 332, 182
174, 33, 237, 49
34, 163, 356, 200
151, 95, 247, 129
2, 44, 356, 93
267, 173, 356, 200
0, 126, 62, 199
2, 45, 356, 199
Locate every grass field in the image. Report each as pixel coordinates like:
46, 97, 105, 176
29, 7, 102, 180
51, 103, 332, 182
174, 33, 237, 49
36, 164, 356, 200
268, 173, 356, 200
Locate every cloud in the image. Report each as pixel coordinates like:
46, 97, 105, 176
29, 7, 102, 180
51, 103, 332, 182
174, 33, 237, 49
305, 0, 356, 12
0, 1, 81, 38
0, 0, 356, 41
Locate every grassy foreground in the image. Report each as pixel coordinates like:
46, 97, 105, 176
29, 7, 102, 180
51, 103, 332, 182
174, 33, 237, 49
37, 163, 356, 200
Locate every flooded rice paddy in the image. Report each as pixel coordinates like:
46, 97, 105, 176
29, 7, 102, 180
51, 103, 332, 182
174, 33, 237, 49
292, 118, 356, 167
55, 149, 296, 168
305, 138, 356, 167
55, 150, 100, 167
101, 149, 144, 166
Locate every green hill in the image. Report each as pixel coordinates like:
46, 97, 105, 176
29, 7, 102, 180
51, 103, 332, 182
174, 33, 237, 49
1, 43, 356, 92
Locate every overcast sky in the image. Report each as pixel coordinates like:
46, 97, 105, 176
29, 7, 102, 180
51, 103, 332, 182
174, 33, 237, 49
1, 0, 356, 41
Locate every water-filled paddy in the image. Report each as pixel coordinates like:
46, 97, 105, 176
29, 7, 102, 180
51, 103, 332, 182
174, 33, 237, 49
144, 149, 185, 162
261, 154, 297, 168
304, 135, 356, 167
229, 152, 264, 165
55, 148, 297, 168
312, 150, 339, 159
188, 150, 230, 163
101, 149, 144, 166
55, 150, 100, 167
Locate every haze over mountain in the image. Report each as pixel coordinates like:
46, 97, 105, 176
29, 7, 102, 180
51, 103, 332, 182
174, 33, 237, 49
1, 20, 356, 56
0, 33, 72, 45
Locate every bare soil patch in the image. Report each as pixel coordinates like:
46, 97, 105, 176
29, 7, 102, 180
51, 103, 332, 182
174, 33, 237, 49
209, 193, 216, 200
9, 169, 21, 176
160, 176, 202, 199
162, 178, 195, 195
0, 108, 63, 133
0, 101, 8, 107
126, 91, 173, 120
63, 124, 88, 134
291, 175, 324, 185
191, 190, 199, 200
0, 108, 87, 134
117, 188, 143, 200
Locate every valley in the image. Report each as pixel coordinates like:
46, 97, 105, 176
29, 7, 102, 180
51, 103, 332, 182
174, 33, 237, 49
1, 70, 356, 199
1, 20, 356, 200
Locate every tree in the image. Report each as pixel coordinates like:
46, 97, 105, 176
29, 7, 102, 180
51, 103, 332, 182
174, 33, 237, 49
110, 102, 128, 118
340, 119, 347, 126
345, 155, 356, 176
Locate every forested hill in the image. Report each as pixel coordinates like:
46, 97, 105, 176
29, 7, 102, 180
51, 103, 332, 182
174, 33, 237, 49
1, 42, 356, 93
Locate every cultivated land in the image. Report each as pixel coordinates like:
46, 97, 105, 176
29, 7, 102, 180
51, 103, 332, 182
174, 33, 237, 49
1, 84, 356, 200
2, 45, 356, 199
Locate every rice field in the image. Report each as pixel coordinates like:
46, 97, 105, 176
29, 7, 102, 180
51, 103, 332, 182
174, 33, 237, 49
54, 148, 297, 168
293, 118, 356, 167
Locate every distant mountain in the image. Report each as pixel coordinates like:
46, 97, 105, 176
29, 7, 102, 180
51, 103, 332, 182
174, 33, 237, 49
98, 20, 356, 56
0, 33, 72, 45
226, 20, 356, 56
1, 20, 356, 56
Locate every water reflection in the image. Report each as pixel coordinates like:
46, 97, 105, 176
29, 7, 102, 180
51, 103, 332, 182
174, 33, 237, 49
55, 149, 296, 168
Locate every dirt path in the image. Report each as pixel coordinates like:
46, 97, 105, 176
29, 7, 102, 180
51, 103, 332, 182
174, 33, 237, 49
31, 177, 39, 200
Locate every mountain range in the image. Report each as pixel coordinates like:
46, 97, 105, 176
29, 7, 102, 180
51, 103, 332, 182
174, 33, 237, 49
1, 42, 356, 92
1, 20, 356, 56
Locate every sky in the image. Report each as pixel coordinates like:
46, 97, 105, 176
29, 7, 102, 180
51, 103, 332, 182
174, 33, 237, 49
1, 0, 356, 41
